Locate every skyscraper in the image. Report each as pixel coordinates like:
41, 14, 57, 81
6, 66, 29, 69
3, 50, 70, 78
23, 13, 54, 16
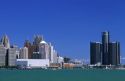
49, 43, 58, 63
19, 47, 28, 59
24, 40, 32, 59
39, 40, 50, 59
24, 35, 44, 59
49, 43, 54, 63
0, 45, 6, 66
102, 31, 110, 65
108, 42, 120, 65
53, 50, 58, 63
1, 35, 10, 48
90, 42, 102, 65
7, 48, 16, 66
90, 31, 120, 66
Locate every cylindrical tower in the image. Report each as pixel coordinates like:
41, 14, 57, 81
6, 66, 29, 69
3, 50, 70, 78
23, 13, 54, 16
102, 31, 110, 65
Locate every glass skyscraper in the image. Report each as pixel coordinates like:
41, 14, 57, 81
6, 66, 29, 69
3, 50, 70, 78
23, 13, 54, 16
102, 31, 110, 65
90, 31, 120, 66
90, 42, 102, 65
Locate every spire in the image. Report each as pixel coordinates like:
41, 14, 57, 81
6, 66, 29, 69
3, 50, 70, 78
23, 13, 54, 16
1, 35, 10, 48
24, 40, 31, 47
33, 35, 43, 45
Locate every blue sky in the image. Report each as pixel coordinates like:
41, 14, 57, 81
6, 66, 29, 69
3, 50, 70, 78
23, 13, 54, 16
0, 0, 125, 63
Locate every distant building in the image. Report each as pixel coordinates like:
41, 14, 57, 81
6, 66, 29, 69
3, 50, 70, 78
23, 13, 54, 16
24, 40, 32, 59
23, 35, 61, 63
33, 35, 43, 46
1, 35, 10, 48
102, 31, 110, 65
90, 31, 120, 66
57, 56, 64, 63
49, 43, 54, 63
24, 35, 43, 59
90, 42, 102, 65
53, 50, 58, 63
16, 59, 50, 68
108, 42, 120, 65
49, 43, 60, 63
39, 41, 50, 59
0, 36, 17, 67
19, 47, 28, 59
0, 45, 6, 66
11, 45, 20, 59
7, 48, 17, 66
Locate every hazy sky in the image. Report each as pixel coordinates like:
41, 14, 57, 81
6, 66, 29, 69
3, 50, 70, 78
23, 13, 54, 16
0, 0, 125, 63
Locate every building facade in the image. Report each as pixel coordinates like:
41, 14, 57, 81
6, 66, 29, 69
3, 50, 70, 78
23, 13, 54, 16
90, 31, 120, 66
19, 47, 28, 59
102, 31, 110, 65
16, 59, 50, 68
108, 42, 120, 65
90, 42, 102, 65
8, 48, 17, 66
39, 41, 50, 59
0, 45, 6, 66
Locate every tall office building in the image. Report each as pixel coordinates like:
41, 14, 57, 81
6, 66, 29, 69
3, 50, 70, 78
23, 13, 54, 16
108, 42, 120, 65
0, 45, 6, 66
10, 45, 20, 59
102, 31, 110, 65
24, 35, 43, 59
24, 40, 32, 59
90, 42, 102, 65
1, 35, 10, 48
49, 43, 54, 63
90, 31, 120, 66
53, 50, 58, 63
39, 40, 50, 59
7, 48, 16, 66
49, 43, 58, 63
19, 47, 28, 59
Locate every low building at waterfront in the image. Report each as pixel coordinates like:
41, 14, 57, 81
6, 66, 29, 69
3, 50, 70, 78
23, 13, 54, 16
16, 59, 50, 68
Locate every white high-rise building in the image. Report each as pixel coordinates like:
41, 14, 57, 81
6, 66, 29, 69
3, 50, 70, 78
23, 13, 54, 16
53, 50, 58, 63
49, 43, 54, 63
0, 45, 6, 66
39, 40, 50, 59
19, 47, 28, 59
8, 48, 17, 66
49, 43, 61, 63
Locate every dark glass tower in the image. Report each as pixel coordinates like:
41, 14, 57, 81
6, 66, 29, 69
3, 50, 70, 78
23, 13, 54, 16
102, 31, 110, 65
90, 42, 102, 65
108, 42, 120, 65
90, 31, 120, 66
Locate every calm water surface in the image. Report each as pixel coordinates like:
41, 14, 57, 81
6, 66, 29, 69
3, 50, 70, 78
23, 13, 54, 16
0, 69, 125, 81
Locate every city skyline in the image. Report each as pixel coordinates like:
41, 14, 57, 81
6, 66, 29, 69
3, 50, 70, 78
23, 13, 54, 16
1, 0, 125, 64
0, 32, 124, 64
0, 34, 63, 67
